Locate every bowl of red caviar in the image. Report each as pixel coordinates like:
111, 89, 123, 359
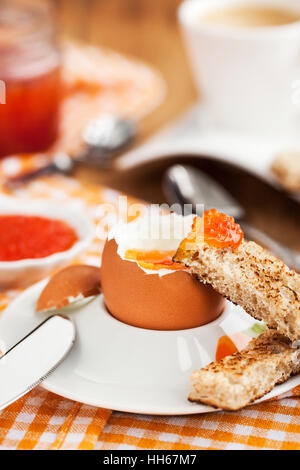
0, 196, 94, 287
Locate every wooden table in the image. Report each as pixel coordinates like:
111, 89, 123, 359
54, 0, 300, 252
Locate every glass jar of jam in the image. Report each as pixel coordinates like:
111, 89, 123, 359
0, 0, 62, 158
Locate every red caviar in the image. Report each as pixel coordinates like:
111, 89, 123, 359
0, 215, 78, 261
203, 209, 243, 249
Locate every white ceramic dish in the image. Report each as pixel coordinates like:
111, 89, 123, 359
1, 280, 299, 415
0, 196, 94, 288
116, 103, 300, 202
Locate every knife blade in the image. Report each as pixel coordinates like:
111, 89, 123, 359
0, 315, 75, 411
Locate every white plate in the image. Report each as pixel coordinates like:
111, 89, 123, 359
116, 104, 300, 202
1, 280, 300, 415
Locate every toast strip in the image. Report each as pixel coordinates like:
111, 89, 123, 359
174, 231, 300, 341
272, 151, 300, 192
189, 331, 300, 411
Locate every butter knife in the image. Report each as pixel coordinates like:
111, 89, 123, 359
0, 315, 75, 411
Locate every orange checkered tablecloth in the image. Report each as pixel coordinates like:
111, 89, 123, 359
0, 43, 299, 451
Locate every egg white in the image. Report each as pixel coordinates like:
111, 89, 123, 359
108, 211, 195, 277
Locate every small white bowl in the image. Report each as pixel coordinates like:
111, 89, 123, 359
0, 196, 94, 288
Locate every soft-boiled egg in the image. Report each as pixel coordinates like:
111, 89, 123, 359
100, 212, 225, 330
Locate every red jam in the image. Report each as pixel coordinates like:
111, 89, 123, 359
0, 66, 62, 157
0, 215, 78, 261
203, 209, 243, 249
0, 0, 62, 157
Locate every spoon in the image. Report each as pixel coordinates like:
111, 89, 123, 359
164, 164, 300, 272
5, 114, 136, 189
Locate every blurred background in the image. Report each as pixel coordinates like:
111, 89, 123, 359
0, 0, 299, 249
49, 0, 299, 248
52, 0, 196, 128
48, 0, 199, 202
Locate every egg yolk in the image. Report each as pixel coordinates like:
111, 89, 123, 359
125, 249, 186, 271
190, 209, 243, 249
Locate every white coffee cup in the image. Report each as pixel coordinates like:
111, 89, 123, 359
178, 0, 300, 136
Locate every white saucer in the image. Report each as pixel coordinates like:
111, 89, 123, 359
1, 280, 299, 415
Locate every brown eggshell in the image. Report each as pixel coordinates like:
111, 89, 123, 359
37, 264, 101, 313
100, 239, 225, 330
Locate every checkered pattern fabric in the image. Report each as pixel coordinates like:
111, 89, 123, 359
1, 388, 300, 450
